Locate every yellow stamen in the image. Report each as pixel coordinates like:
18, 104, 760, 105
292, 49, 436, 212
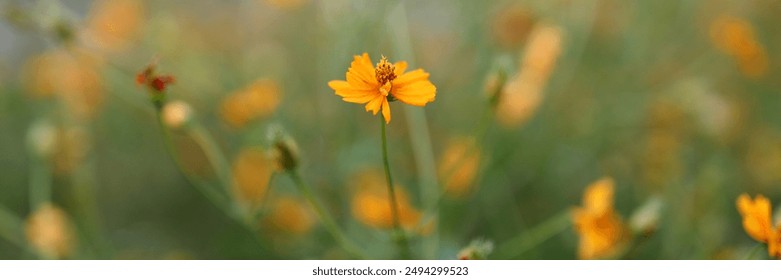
375, 55, 396, 85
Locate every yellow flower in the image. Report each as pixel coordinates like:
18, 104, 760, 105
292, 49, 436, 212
350, 170, 421, 229
220, 79, 281, 128
86, 0, 145, 52
736, 194, 780, 258
23, 48, 104, 119
496, 24, 562, 128
231, 147, 274, 207
263, 196, 315, 235
491, 5, 535, 49
328, 53, 436, 124
438, 137, 481, 198
709, 15, 768, 78
572, 177, 628, 259
25, 204, 76, 259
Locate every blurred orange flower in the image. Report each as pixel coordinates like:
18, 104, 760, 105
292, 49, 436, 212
23, 48, 104, 119
491, 6, 535, 49
328, 53, 436, 124
438, 137, 481, 198
496, 24, 562, 128
25, 204, 76, 259
86, 0, 145, 52
736, 194, 780, 258
220, 79, 281, 128
350, 170, 421, 229
709, 15, 768, 78
572, 177, 628, 259
231, 147, 274, 208
263, 196, 315, 235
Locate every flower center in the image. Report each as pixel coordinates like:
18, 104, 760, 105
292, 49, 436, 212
375, 55, 396, 86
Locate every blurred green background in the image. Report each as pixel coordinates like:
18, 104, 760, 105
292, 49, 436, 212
0, 0, 779, 259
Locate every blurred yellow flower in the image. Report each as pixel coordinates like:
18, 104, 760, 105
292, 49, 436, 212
263, 196, 315, 235
491, 6, 535, 49
25, 204, 76, 259
572, 177, 628, 259
328, 53, 436, 124
438, 137, 481, 198
231, 147, 274, 207
86, 0, 145, 52
23, 48, 104, 119
496, 24, 562, 128
736, 194, 780, 258
709, 15, 768, 78
220, 79, 281, 128
350, 170, 421, 229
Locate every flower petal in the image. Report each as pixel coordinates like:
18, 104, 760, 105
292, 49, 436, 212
737, 194, 773, 243
346, 53, 377, 88
393, 69, 430, 86
364, 95, 384, 114
392, 79, 436, 106
328, 80, 379, 103
394, 61, 408, 77
381, 98, 391, 123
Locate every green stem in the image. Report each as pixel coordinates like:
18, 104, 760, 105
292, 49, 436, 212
288, 169, 367, 259
156, 112, 231, 212
154, 110, 270, 252
380, 116, 411, 259
188, 123, 235, 199
69, 159, 114, 258
491, 210, 571, 259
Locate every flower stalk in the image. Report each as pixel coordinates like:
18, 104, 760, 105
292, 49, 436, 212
380, 115, 412, 259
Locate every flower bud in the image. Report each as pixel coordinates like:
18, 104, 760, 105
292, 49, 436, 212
457, 238, 494, 260
161, 100, 193, 129
136, 61, 175, 109
27, 119, 57, 159
267, 125, 300, 171
629, 196, 663, 236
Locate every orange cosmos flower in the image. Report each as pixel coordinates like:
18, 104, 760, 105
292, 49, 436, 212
25, 204, 76, 259
572, 177, 628, 259
328, 53, 436, 123
736, 194, 781, 258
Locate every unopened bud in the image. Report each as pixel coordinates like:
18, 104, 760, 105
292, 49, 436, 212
136, 60, 174, 109
629, 196, 663, 236
161, 100, 193, 129
27, 119, 57, 159
485, 69, 508, 108
485, 56, 512, 108
457, 238, 494, 260
267, 125, 300, 171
